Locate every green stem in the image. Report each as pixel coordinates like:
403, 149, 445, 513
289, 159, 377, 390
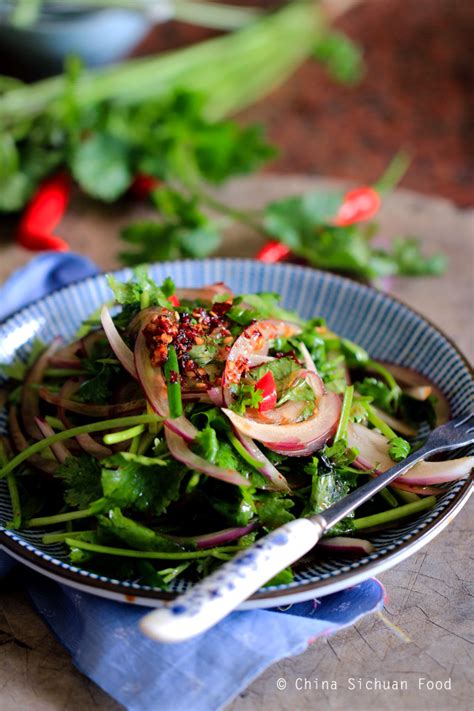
103, 424, 145, 445
1, 441, 21, 528
27, 500, 106, 528
65, 538, 242, 560
45, 416, 66, 431
227, 432, 264, 471
366, 404, 396, 440
334, 385, 354, 441
0, 414, 161, 479
42, 530, 94, 544
392, 487, 420, 504
163, 345, 183, 419
366, 359, 402, 399
379, 487, 399, 509
352, 496, 436, 530
137, 431, 156, 455
374, 151, 411, 195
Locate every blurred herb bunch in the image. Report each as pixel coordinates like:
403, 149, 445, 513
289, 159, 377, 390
0, 1, 445, 279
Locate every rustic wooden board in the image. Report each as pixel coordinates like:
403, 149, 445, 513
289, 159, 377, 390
0, 176, 473, 711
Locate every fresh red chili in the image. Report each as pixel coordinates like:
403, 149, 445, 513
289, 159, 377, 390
255, 241, 291, 263
17, 174, 70, 252
333, 186, 381, 226
130, 174, 161, 199
254, 371, 277, 412
168, 294, 180, 307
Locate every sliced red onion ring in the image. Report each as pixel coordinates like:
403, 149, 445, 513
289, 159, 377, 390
254, 370, 325, 426
233, 430, 290, 492
48, 357, 83, 369
22, 337, 62, 439
8, 406, 58, 476
59, 380, 112, 459
298, 342, 318, 374
222, 319, 301, 407
35, 417, 70, 464
134, 329, 197, 442
223, 391, 341, 457
247, 355, 276, 368
317, 536, 374, 555
207, 386, 224, 407
175, 283, 234, 302
169, 522, 257, 549
389, 480, 450, 496
39, 387, 145, 417
347, 422, 474, 486
165, 427, 249, 487
101, 304, 137, 378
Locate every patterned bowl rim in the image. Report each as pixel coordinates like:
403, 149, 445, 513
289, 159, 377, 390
0, 258, 472, 606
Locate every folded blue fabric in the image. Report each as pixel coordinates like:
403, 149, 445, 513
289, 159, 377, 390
0, 253, 385, 711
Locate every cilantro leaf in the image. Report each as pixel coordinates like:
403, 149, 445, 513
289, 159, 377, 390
388, 437, 410, 462
227, 292, 304, 327
264, 191, 343, 249
355, 377, 394, 413
255, 493, 295, 530
391, 237, 447, 276
230, 383, 263, 415
107, 267, 176, 307
194, 425, 219, 463
71, 133, 132, 201
277, 376, 316, 419
249, 357, 300, 385
101, 454, 183, 516
55, 455, 103, 509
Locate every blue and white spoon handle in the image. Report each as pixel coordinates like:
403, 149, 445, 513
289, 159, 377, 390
140, 517, 325, 643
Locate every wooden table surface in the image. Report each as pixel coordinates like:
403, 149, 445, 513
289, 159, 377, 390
0, 176, 473, 711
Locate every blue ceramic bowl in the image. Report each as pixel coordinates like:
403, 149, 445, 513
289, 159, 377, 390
0, 4, 160, 72
0, 260, 472, 608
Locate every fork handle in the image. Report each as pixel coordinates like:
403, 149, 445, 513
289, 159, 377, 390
140, 517, 324, 643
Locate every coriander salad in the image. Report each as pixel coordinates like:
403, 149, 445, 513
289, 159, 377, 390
1, 269, 472, 591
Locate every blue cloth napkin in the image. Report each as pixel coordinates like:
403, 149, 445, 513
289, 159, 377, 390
0, 253, 385, 711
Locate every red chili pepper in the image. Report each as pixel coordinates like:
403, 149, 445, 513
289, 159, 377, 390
130, 174, 161, 199
254, 371, 277, 412
255, 241, 291, 263
17, 174, 71, 252
168, 294, 180, 307
333, 186, 381, 226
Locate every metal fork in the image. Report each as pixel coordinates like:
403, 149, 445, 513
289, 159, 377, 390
140, 414, 474, 643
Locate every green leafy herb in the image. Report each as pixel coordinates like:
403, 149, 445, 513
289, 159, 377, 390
55, 455, 103, 509
230, 383, 263, 415
388, 437, 411, 462
255, 494, 295, 530
107, 268, 175, 308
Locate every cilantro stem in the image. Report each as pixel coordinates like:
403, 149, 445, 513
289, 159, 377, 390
334, 385, 354, 442
163, 345, 183, 419
45, 416, 66, 431
392, 488, 420, 504
374, 151, 411, 195
27, 500, 106, 528
366, 404, 396, 440
351, 496, 436, 530
0, 414, 162, 480
1, 441, 21, 529
227, 432, 264, 471
64, 539, 242, 560
379, 487, 399, 509
42, 530, 94, 544
138, 431, 156, 455
103, 424, 145, 445
366, 359, 401, 400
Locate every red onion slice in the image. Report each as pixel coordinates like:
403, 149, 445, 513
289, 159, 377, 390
207, 386, 224, 407
8, 406, 58, 476
134, 329, 197, 442
39, 387, 145, 417
223, 391, 341, 456
222, 319, 301, 407
317, 536, 374, 555
170, 522, 257, 549
22, 337, 62, 439
233, 430, 291, 492
165, 427, 249, 487
347, 423, 474, 486
35, 417, 70, 464
101, 304, 137, 378
59, 380, 112, 459
298, 342, 318, 374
